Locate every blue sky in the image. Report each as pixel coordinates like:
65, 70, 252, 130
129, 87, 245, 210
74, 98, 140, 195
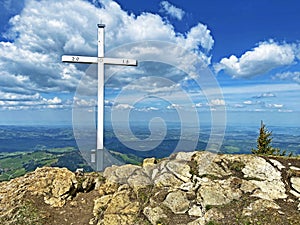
0, 0, 300, 127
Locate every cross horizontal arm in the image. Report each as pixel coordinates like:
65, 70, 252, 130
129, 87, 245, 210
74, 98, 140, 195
62, 55, 137, 66
62, 55, 98, 64
102, 58, 137, 66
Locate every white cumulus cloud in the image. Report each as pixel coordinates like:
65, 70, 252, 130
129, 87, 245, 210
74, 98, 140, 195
243, 100, 253, 105
0, 0, 214, 112
215, 40, 296, 78
113, 103, 134, 110
209, 98, 225, 106
167, 103, 181, 110
0, 91, 67, 111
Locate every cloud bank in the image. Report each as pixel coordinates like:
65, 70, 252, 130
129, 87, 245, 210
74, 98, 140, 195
0, 0, 214, 111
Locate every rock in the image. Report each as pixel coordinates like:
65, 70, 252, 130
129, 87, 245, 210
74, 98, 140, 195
197, 177, 242, 206
238, 156, 287, 200
143, 157, 157, 166
242, 156, 281, 181
175, 151, 197, 161
193, 152, 231, 178
163, 190, 190, 214
93, 194, 113, 217
81, 176, 96, 192
103, 214, 136, 225
187, 217, 205, 225
103, 164, 141, 184
154, 172, 183, 188
204, 208, 224, 222
290, 166, 300, 171
291, 177, 300, 193
127, 170, 151, 190
98, 181, 119, 196
188, 205, 203, 217
290, 190, 300, 198
143, 206, 168, 225
95, 189, 141, 225
105, 189, 139, 214
269, 159, 285, 170
12, 167, 77, 207
142, 157, 158, 178
250, 179, 287, 200
242, 199, 281, 216
166, 160, 192, 182
180, 182, 194, 192
240, 179, 258, 193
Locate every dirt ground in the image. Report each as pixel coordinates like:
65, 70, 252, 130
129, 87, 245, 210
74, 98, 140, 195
21, 190, 99, 225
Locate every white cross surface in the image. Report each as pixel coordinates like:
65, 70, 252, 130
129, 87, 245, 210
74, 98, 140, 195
62, 24, 138, 171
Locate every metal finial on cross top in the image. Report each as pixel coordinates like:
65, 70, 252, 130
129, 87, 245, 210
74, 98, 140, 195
62, 24, 138, 171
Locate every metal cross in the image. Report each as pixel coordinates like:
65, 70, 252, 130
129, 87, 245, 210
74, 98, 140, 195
62, 24, 137, 171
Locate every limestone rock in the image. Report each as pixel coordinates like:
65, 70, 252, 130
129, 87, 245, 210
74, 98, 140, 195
105, 189, 139, 214
187, 217, 205, 225
269, 159, 285, 170
163, 190, 190, 214
197, 177, 242, 206
102, 214, 136, 225
1, 167, 77, 208
154, 172, 183, 188
142, 157, 158, 178
188, 205, 203, 217
103, 164, 141, 184
290, 189, 300, 198
291, 177, 300, 193
127, 169, 151, 190
242, 199, 281, 216
290, 166, 300, 171
166, 160, 192, 182
242, 156, 281, 181
250, 179, 287, 200
175, 151, 197, 161
93, 194, 113, 217
143, 157, 157, 166
193, 152, 231, 178
204, 208, 224, 222
240, 179, 258, 193
143, 206, 168, 225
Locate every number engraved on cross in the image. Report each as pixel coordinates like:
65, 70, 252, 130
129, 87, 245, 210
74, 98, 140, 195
72, 56, 80, 62
61, 24, 137, 171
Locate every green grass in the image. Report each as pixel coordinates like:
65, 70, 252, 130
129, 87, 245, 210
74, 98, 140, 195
46, 147, 77, 153
14, 201, 44, 225
0, 148, 76, 182
223, 146, 241, 154
109, 150, 143, 165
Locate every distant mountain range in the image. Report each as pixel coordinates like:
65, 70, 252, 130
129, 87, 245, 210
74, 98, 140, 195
0, 124, 299, 181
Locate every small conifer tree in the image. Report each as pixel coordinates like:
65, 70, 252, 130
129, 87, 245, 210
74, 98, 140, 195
252, 120, 275, 155
252, 121, 292, 156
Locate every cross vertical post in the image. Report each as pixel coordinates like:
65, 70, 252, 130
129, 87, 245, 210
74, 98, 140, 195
62, 24, 137, 171
97, 24, 105, 171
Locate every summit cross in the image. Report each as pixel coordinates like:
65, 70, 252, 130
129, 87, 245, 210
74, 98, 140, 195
62, 24, 138, 171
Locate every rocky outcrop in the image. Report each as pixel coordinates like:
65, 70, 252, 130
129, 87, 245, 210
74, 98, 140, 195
0, 152, 300, 225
